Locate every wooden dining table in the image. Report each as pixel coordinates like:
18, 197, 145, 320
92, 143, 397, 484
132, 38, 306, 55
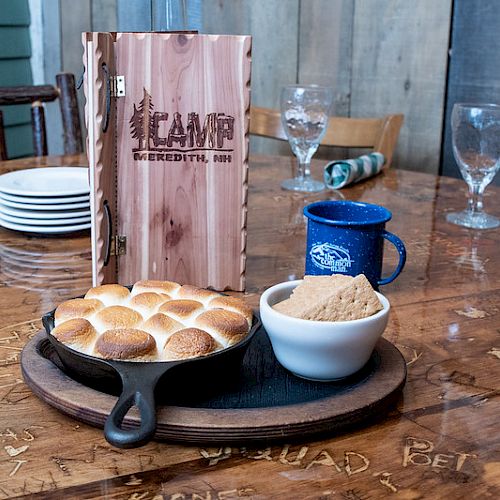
0, 152, 499, 499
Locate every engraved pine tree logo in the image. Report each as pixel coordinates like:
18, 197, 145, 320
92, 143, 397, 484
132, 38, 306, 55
130, 88, 154, 151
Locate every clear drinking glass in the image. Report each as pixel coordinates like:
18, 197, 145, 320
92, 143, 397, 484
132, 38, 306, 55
447, 103, 500, 229
280, 85, 333, 192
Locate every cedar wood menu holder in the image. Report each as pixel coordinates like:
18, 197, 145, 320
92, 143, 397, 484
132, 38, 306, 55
83, 32, 252, 290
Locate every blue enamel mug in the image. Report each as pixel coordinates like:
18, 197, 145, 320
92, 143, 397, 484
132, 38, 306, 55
303, 201, 406, 288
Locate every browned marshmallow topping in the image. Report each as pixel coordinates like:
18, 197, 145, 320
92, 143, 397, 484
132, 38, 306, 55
51, 280, 253, 361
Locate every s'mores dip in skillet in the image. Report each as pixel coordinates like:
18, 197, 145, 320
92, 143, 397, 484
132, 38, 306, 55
51, 280, 253, 362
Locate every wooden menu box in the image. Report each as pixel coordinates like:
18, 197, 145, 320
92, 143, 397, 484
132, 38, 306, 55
83, 32, 252, 291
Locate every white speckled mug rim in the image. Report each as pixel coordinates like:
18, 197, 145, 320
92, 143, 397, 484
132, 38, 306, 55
304, 200, 392, 227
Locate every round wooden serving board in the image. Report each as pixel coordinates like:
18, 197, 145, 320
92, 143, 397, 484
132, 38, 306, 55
21, 327, 406, 443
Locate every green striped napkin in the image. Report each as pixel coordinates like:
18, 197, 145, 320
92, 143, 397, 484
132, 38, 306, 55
323, 152, 385, 189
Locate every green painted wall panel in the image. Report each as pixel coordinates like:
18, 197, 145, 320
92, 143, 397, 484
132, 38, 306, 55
0, 0, 30, 26
0, 106, 31, 127
0, 27, 31, 58
4, 123, 33, 158
0, 59, 32, 87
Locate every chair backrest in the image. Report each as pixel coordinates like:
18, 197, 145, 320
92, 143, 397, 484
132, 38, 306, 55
250, 106, 404, 168
0, 73, 83, 160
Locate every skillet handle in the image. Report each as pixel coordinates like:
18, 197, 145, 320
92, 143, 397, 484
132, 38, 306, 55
104, 363, 171, 448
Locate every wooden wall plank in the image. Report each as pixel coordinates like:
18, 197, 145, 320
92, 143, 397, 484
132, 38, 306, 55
298, 0, 353, 161
203, 0, 299, 107
152, 0, 202, 31
202, 0, 299, 156
61, 0, 91, 80
40, 0, 63, 154
60, 0, 91, 154
298, 0, 353, 118
92, 0, 117, 32
36, 0, 117, 155
442, 0, 500, 185
117, 0, 152, 31
43, 0, 456, 174
350, 0, 452, 174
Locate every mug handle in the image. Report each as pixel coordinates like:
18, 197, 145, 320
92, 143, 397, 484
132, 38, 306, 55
378, 230, 407, 286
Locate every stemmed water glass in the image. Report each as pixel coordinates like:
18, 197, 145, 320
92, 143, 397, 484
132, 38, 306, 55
447, 103, 500, 229
280, 85, 333, 192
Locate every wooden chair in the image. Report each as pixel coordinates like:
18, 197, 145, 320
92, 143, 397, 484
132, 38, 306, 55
250, 106, 404, 168
0, 73, 83, 160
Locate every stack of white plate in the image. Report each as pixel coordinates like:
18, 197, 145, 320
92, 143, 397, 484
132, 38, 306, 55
0, 167, 91, 234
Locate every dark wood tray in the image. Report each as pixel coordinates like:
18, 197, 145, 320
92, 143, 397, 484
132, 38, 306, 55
21, 327, 406, 443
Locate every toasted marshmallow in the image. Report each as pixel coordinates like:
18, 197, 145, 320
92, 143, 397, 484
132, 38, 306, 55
85, 284, 130, 306
208, 295, 253, 326
162, 328, 219, 360
51, 318, 98, 352
54, 298, 104, 326
128, 292, 168, 317
141, 313, 183, 347
158, 299, 204, 323
195, 309, 249, 347
93, 305, 143, 332
176, 285, 221, 306
132, 279, 181, 297
94, 328, 157, 360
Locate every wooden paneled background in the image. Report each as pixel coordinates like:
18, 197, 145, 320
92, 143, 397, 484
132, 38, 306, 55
442, 0, 500, 182
0, 0, 33, 157
202, 0, 452, 173
30, 0, 500, 181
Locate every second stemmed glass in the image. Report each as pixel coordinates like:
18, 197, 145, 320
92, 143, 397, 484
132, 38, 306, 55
447, 103, 500, 229
280, 85, 333, 192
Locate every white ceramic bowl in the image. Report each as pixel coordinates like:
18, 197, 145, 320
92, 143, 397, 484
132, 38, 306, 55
259, 279, 390, 381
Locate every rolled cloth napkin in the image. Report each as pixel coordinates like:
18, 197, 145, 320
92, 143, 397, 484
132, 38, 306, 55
323, 152, 385, 189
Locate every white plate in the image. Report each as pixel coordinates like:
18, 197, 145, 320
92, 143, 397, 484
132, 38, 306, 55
0, 218, 91, 234
0, 204, 90, 220
0, 213, 91, 226
0, 167, 89, 197
0, 199, 90, 211
0, 191, 89, 204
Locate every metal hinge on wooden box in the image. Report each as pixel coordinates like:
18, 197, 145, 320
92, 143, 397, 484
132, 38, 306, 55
83, 32, 252, 291
109, 75, 125, 97
110, 235, 127, 257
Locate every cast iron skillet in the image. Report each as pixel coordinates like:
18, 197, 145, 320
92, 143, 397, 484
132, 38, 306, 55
42, 304, 260, 449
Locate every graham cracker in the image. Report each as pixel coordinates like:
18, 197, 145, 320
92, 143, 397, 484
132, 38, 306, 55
290, 274, 353, 302
273, 297, 294, 315
273, 274, 382, 321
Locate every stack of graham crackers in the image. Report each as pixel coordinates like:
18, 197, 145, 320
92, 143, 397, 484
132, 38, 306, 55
273, 274, 382, 321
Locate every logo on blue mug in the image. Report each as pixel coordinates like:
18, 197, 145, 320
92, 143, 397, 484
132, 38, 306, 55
310, 242, 353, 273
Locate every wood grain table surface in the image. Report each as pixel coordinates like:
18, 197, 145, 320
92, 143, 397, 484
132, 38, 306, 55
0, 153, 499, 499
